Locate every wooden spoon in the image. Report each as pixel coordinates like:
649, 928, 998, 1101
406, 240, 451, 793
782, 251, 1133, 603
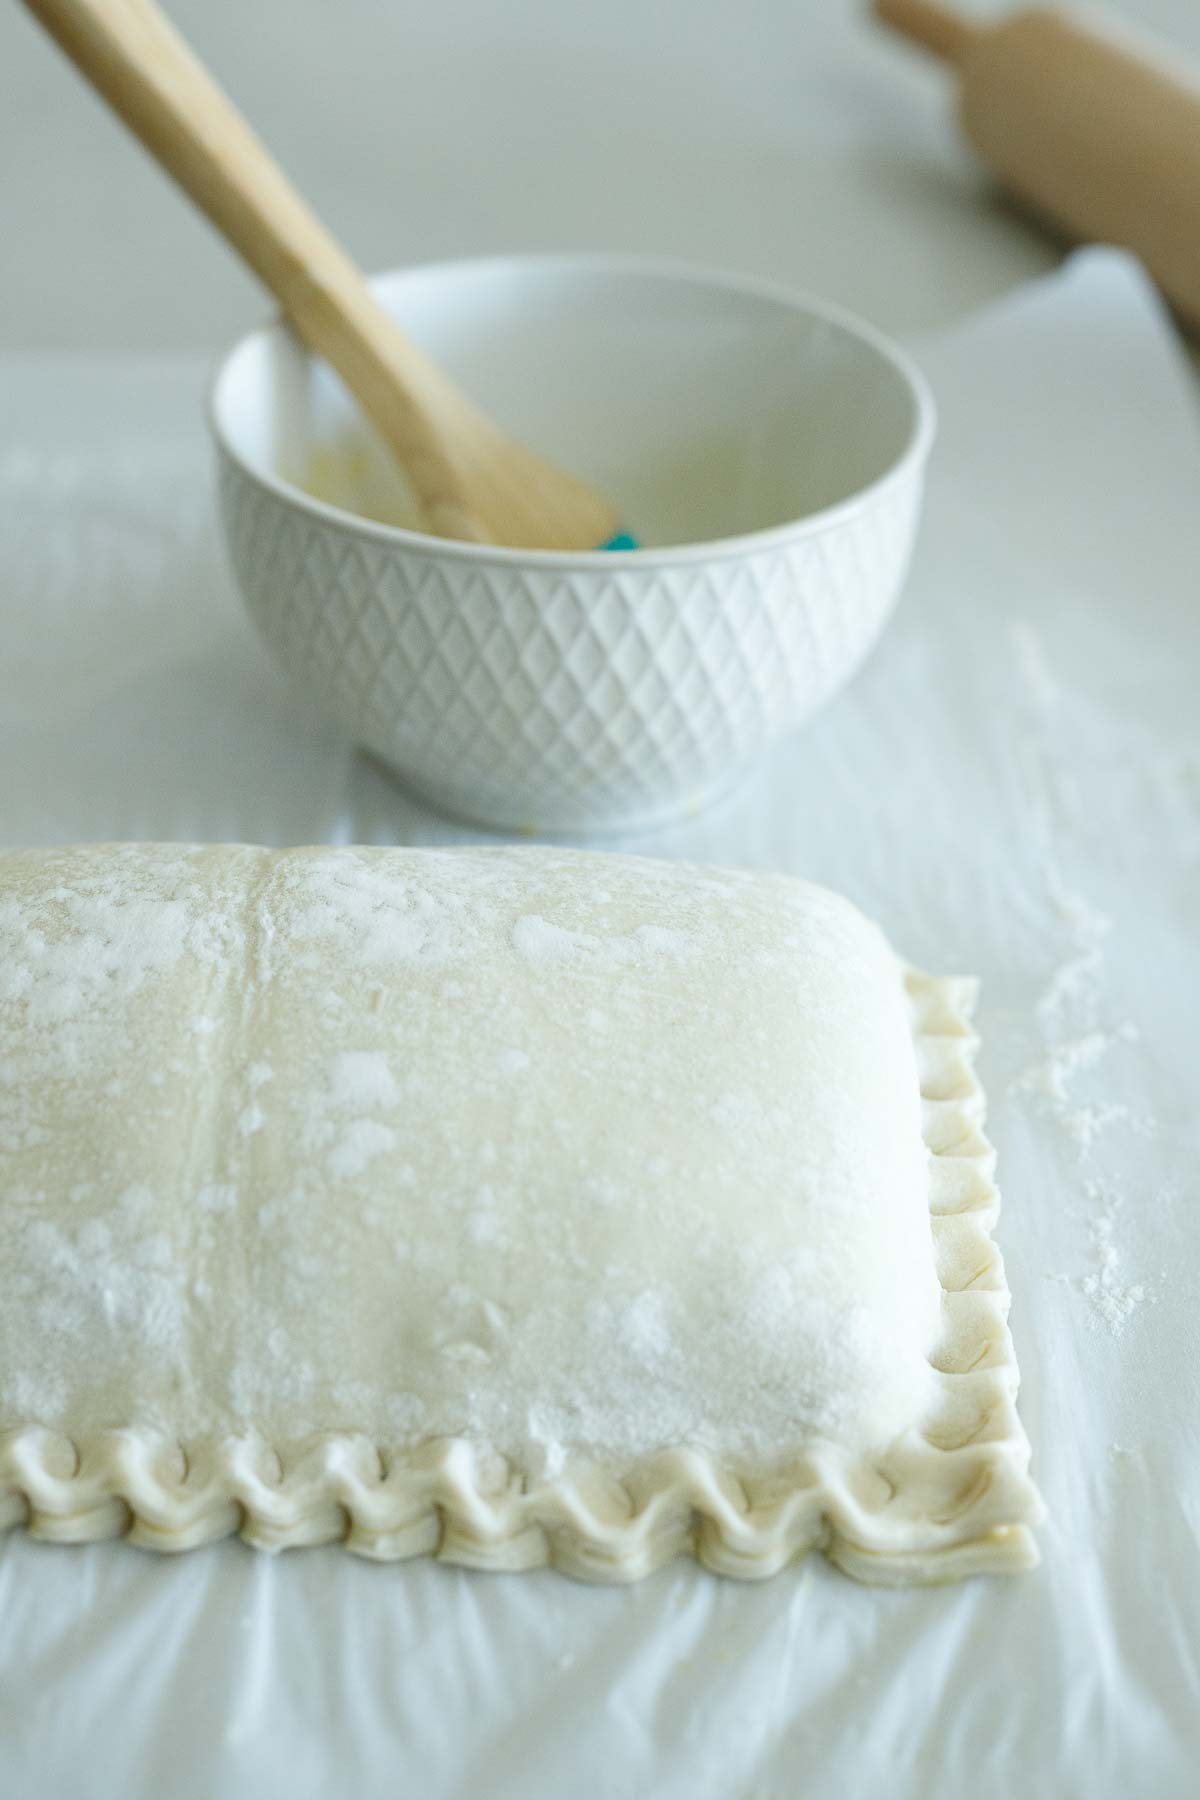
22, 0, 630, 550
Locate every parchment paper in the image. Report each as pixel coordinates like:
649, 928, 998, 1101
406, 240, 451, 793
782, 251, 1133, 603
1, 249, 1197, 1799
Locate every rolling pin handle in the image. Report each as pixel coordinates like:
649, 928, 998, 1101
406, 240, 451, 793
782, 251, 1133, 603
873, 0, 980, 64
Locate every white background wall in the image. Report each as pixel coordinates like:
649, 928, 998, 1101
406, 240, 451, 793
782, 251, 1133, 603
3, 0, 1198, 351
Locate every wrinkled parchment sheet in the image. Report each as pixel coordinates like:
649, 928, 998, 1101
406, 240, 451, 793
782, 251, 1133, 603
0, 250, 1197, 1799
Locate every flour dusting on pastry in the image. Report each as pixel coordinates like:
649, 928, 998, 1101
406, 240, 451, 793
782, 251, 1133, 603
0, 844, 942, 1474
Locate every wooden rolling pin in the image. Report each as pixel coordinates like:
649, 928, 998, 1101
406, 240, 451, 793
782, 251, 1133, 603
874, 0, 1200, 331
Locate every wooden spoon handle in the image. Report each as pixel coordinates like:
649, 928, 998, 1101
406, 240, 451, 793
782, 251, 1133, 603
22, 0, 482, 538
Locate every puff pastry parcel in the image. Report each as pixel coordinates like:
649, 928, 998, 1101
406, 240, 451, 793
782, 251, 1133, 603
0, 844, 1042, 1581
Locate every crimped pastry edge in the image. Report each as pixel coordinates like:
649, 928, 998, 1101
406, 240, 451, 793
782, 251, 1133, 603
0, 966, 1044, 1583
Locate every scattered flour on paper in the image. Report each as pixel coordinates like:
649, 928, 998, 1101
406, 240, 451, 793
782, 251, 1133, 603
1047, 1187, 1157, 1338
1010, 620, 1081, 843
1009, 623, 1156, 1338
1011, 1023, 1137, 1116
1010, 952, 1139, 1152
1037, 871, 1113, 1031
1058, 1101, 1134, 1152
1008, 622, 1142, 1156
1077, 1185, 1155, 1337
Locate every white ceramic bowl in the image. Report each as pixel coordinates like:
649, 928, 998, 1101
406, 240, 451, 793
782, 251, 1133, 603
211, 254, 934, 831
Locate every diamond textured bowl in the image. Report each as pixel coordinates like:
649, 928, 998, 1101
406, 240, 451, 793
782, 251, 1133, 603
210, 255, 935, 832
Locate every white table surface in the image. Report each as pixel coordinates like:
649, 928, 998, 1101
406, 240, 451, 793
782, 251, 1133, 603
1, 2, 1200, 1795
2, 0, 1198, 356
